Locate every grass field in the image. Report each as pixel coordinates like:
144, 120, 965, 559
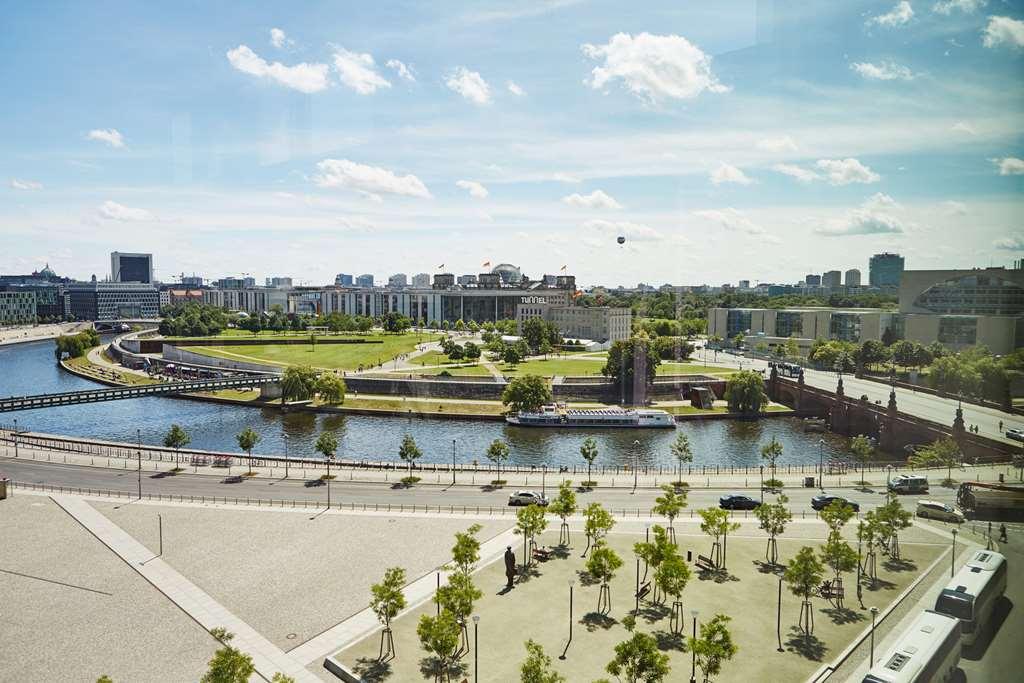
188, 332, 436, 370
657, 362, 735, 376
493, 357, 735, 378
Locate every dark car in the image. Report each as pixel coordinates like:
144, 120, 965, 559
811, 494, 860, 512
719, 494, 759, 510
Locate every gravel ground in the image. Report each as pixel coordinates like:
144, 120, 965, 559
0, 496, 217, 682
91, 502, 512, 650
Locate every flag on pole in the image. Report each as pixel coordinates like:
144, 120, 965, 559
573, 289, 583, 298
437, 264, 445, 269
482, 260, 491, 267
560, 264, 567, 271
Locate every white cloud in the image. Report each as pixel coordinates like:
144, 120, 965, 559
456, 179, 489, 198
982, 16, 1024, 50
97, 200, 154, 222
951, 121, 977, 135
562, 189, 624, 210
932, 0, 986, 15
942, 200, 968, 215
86, 128, 125, 148
478, 211, 494, 223
385, 59, 415, 82
815, 158, 881, 185
868, 2, 914, 27
772, 164, 819, 183
332, 48, 391, 95
551, 173, 582, 184
864, 192, 900, 209
756, 136, 798, 153
337, 217, 375, 233
581, 32, 728, 103
850, 61, 914, 81
507, 81, 526, 96
992, 157, 1024, 175
692, 208, 778, 242
226, 45, 330, 94
445, 67, 492, 105
313, 159, 432, 199
10, 178, 43, 190
815, 196, 904, 236
583, 219, 664, 242
269, 28, 291, 49
994, 235, 1024, 250
709, 162, 754, 186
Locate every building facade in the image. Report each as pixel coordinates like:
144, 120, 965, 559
356, 274, 374, 288
805, 274, 821, 286
335, 273, 353, 286
822, 270, 842, 289
0, 291, 37, 325
845, 269, 861, 287
411, 273, 431, 288
388, 273, 408, 289
869, 252, 904, 289
516, 302, 630, 345
67, 282, 160, 320
110, 252, 153, 284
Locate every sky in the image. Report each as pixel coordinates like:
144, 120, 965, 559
2, 0, 1023, 288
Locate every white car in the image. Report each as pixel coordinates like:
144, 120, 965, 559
1006, 428, 1024, 443
508, 490, 549, 507
916, 500, 965, 523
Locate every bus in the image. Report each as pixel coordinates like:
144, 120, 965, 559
933, 549, 1007, 646
861, 610, 961, 683
769, 361, 802, 378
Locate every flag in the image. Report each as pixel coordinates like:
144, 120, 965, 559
560, 265, 567, 271
573, 290, 583, 298
482, 260, 491, 267
437, 264, 444, 269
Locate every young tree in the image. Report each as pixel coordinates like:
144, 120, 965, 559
314, 430, 338, 481
724, 371, 768, 415
582, 502, 616, 557
586, 542, 623, 614
547, 480, 577, 545
688, 614, 737, 683
435, 572, 483, 629
760, 436, 783, 488
370, 567, 407, 661
849, 434, 874, 487
580, 437, 599, 488
909, 436, 961, 486
449, 523, 483, 575
519, 640, 566, 683
875, 494, 912, 560
784, 547, 825, 634
515, 504, 549, 567
398, 434, 422, 486
281, 364, 317, 403
315, 373, 346, 404
753, 494, 792, 565
819, 500, 858, 602
698, 508, 740, 570
656, 553, 692, 634
651, 485, 687, 543
605, 631, 671, 683
669, 432, 693, 487
202, 628, 255, 683
858, 513, 881, 586
416, 611, 462, 682
635, 525, 679, 603
163, 423, 190, 469
501, 374, 552, 414
235, 427, 261, 476
485, 438, 510, 486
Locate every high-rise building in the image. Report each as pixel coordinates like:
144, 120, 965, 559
265, 277, 293, 288
738, 280, 750, 290
822, 271, 842, 289
411, 273, 431, 288
335, 273, 354, 287
180, 275, 203, 287
388, 273, 408, 289
67, 281, 160, 320
805, 274, 822, 286
869, 253, 905, 288
110, 252, 153, 284
356, 274, 374, 288
844, 269, 861, 287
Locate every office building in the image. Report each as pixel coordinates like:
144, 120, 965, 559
845, 269, 861, 287
388, 273, 408, 289
356, 274, 374, 288
491, 263, 522, 285
869, 252, 904, 289
67, 281, 160, 320
0, 290, 37, 324
738, 280, 750, 290
335, 273, 354, 287
822, 270, 842, 289
110, 252, 153, 283
411, 273, 431, 288
805, 274, 821, 286
457, 274, 478, 287
265, 277, 293, 288
203, 287, 288, 315
180, 275, 203, 287
516, 303, 630, 346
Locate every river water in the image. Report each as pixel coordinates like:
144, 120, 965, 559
0, 338, 853, 468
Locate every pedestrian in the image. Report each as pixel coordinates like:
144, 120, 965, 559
999, 523, 1008, 543
999, 420, 1004, 432
504, 545, 516, 589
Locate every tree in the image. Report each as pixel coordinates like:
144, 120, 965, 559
416, 611, 462, 682
521, 317, 550, 352
651, 485, 687, 542
281, 364, 317, 403
909, 436, 961, 486
271, 675, 295, 683
201, 628, 255, 683
688, 614, 737, 683
398, 434, 422, 486
520, 640, 566, 683
381, 311, 411, 334
753, 494, 792, 565
449, 523, 483, 575
586, 542, 623, 612
163, 423, 190, 469
580, 437, 599, 488
502, 343, 525, 366
635, 524, 677, 602
783, 335, 801, 361
724, 371, 767, 416
760, 436, 783, 487
501, 375, 552, 414
548, 480, 577, 545
235, 427, 261, 475
928, 355, 982, 397
849, 434, 874, 487
315, 373, 346, 404
856, 339, 890, 369
784, 547, 825, 634
485, 438, 510, 486
435, 571, 482, 624
890, 340, 919, 369
601, 337, 661, 403
875, 494, 912, 560
655, 553, 692, 633
669, 432, 693, 487
605, 631, 671, 683
582, 502, 615, 557
515, 504, 549, 566
315, 430, 338, 481
819, 500, 858, 597
370, 567, 407, 660
698, 508, 739, 570
462, 341, 481, 361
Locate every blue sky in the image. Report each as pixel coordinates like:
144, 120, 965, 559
3, 0, 1022, 287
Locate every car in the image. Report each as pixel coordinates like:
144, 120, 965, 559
1006, 428, 1024, 443
718, 494, 759, 510
916, 500, 965, 523
888, 474, 929, 494
811, 494, 860, 512
508, 490, 549, 507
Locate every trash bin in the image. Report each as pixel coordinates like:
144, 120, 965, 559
999, 473, 1004, 483
804, 476, 815, 488
0, 478, 7, 500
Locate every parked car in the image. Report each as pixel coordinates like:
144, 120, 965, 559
810, 494, 860, 512
1006, 428, 1024, 443
719, 494, 759, 510
508, 490, 549, 507
916, 500, 965, 523
888, 474, 929, 494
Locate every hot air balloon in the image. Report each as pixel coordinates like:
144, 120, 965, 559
617, 235, 625, 245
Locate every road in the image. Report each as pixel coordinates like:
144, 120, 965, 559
0, 458, 958, 513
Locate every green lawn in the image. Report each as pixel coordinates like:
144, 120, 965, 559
657, 362, 735, 376
410, 350, 449, 366
498, 357, 607, 377
188, 332, 437, 371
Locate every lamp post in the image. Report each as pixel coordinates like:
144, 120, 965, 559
12, 418, 17, 458
452, 439, 457, 486
776, 575, 784, 652
284, 434, 289, 479
818, 439, 825, 490
326, 454, 334, 508
137, 428, 142, 500
886, 465, 892, 490
632, 439, 640, 494
760, 465, 764, 505
542, 463, 547, 498
559, 579, 574, 660
690, 609, 700, 683
472, 615, 480, 682
869, 606, 879, 667
951, 528, 957, 577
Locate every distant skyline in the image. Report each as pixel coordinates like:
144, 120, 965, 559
3, 1, 1022, 288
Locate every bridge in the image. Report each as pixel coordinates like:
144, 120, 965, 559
0, 375, 279, 413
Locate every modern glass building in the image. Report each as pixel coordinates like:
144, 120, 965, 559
869, 253, 904, 289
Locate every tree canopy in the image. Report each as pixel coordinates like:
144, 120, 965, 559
502, 374, 552, 414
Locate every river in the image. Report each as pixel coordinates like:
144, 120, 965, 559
0, 338, 854, 468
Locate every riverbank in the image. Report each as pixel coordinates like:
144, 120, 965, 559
0, 322, 88, 346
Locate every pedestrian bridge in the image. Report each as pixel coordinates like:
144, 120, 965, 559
0, 375, 279, 413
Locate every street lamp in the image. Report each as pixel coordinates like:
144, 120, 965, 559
951, 528, 958, 577
12, 418, 17, 458
137, 428, 142, 500
690, 609, 700, 683
869, 606, 879, 667
542, 463, 547, 498
559, 579, 575, 660
776, 575, 784, 652
632, 439, 640, 494
326, 454, 335, 508
760, 465, 764, 505
452, 439, 457, 487
886, 465, 892, 490
472, 615, 480, 682
283, 434, 289, 479
818, 439, 825, 489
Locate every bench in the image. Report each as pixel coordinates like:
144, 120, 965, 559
818, 582, 845, 601
696, 554, 716, 571
635, 581, 652, 600
532, 547, 552, 562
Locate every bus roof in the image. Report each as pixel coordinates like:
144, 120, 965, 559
864, 610, 960, 683
941, 550, 1005, 597
965, 550, 1005, 572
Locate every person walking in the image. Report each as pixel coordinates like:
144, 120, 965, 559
504, 546, 516, 589
999, 523, 1008, 544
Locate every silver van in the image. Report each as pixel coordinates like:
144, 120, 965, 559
889, 474, 929, 494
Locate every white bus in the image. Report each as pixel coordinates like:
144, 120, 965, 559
933, 549, 1007, 646
861, 610, 961, 683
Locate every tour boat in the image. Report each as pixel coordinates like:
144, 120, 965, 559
506, 404, 675, 428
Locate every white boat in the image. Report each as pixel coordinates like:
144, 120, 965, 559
506, 404, 675, 428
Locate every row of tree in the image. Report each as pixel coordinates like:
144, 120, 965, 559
53, 328, 101, 360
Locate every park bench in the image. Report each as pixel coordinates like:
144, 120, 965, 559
532, 546, 552, 562
817, 581, 845, 601
635, 581, 652, 600
696, 554, 716, 571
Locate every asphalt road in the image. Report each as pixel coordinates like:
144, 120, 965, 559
1, 458, 957, 513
